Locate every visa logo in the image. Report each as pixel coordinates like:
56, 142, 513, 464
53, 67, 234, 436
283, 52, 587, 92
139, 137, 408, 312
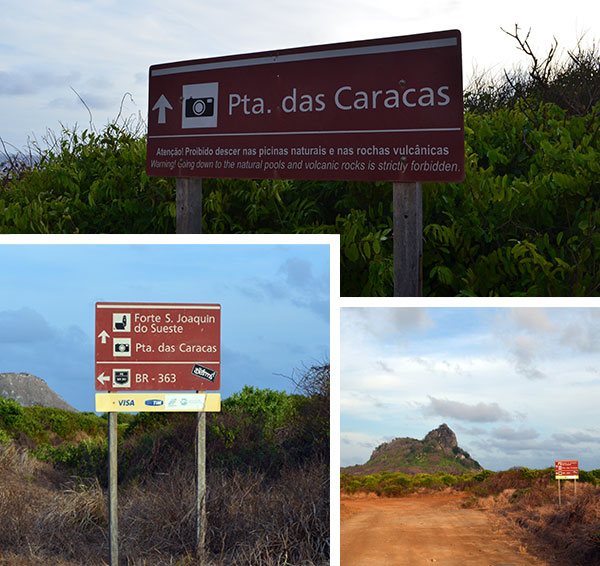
145, 399, 164, 406
118, 399, 135, 407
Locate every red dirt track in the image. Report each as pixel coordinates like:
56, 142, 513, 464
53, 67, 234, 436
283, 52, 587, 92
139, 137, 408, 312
341, 492, 547, 565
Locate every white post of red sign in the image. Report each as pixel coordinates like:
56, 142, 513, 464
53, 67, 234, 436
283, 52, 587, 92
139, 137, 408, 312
108, 412, 118, 565
196, 411, 207, 562
557, 477, 561, 506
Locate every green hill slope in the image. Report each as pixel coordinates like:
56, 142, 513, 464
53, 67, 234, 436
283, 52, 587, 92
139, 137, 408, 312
343, 423, 483, 475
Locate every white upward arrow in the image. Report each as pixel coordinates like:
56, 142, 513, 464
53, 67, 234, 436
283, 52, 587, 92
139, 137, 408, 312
152, 94, 173, 124
98, 330, 110, 344
97, 372, 110, 385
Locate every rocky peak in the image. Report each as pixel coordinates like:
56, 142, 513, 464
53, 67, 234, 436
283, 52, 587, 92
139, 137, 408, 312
342, 423, 482, 476
0, 372, 75, 412
423, 423, 457, 449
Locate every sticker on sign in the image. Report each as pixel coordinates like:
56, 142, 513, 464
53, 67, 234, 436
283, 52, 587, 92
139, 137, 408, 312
192, 364, 216, 382
147, 30, 464, 182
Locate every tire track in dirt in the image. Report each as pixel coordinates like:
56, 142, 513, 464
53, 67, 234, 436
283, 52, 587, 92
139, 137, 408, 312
341, 492, 548, 565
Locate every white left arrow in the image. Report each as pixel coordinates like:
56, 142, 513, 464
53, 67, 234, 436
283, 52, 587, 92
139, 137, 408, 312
152, 94, 173, 124
98, 330, 110, 344
97, 372, 110, 385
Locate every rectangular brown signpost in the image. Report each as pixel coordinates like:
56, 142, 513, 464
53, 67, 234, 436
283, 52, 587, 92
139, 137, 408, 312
95, 302, 221, 391
555, 459, 579, 479
147, 30, 463, 181
555, 459, 579, 505
95, 302, 221, 565
147, 30, 463, 295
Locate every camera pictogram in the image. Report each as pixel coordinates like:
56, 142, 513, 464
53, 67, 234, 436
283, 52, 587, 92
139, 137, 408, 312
185, 96, 215, 118
113, 338, 132, 357
182, 83, 219, 128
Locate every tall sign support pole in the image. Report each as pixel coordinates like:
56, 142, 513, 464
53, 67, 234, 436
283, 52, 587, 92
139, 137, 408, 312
196, 409, 207, 561
557, 478, 562, 506
176, 178, 203, 234
393, 182, 423, 296
108, 410, 118, 565
175, 177, 206, 560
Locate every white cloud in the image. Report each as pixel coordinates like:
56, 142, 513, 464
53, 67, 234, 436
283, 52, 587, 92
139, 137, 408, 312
510, 308, 555, 332
491, 426, 540, 441
343, 307, 432, 342
340, 431, 385, 467
423, 396, 513, 423
561, 319, 600, 353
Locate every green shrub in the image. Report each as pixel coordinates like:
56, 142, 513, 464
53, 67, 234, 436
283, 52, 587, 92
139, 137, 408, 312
0, 400, 105, 446
36, 438, 108, 479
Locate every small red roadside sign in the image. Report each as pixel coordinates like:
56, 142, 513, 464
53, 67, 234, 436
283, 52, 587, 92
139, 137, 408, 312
147, 30, 463, 182
95, 302, 220, 391
555, 459, 579, 479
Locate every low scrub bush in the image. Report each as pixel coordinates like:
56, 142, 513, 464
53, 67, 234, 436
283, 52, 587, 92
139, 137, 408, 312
0, 399, 105, 446
36, 439, 108, 481
341, 470, 484, 497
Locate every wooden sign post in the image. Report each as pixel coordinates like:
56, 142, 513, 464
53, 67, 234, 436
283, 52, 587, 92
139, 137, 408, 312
393, 182, 423, 296
196, 412, 207, 561
176, 178, 202, 234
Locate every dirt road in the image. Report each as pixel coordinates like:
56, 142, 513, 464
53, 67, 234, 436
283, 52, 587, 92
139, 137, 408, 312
341, 492, 547, 566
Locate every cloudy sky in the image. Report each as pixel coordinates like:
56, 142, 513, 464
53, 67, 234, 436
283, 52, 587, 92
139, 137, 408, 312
2, 0, 599, 153
341, 306, 600, 471
0, 235, 332, 411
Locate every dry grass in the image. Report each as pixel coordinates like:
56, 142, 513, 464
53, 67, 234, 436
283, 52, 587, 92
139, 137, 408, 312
0, 442, 329, 565
476, 479, 600, 566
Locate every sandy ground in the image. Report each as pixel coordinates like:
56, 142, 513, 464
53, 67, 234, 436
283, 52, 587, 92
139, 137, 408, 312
340, 492, 548, 566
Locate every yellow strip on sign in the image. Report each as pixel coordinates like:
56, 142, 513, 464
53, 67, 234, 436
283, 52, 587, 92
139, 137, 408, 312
95, 393, 221, 412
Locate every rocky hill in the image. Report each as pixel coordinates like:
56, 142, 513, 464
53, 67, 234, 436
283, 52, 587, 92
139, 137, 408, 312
343, 423, 482, 475
0, 372, 75, 411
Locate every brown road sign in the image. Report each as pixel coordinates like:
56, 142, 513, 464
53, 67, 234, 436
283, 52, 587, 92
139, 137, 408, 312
95, 302, 220, 391
555, 459, 579, 479
147, 30, 463, 182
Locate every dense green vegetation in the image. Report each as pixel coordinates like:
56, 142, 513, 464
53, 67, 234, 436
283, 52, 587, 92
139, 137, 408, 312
341, 467, 600, 497
0, 397, 105, 446
1, 33, 598, 295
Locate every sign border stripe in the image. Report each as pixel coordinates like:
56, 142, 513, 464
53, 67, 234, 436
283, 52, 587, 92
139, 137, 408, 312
97, 361, 220, 365
148, 127, 463, 140
151, 37, 458, 77
97, 304, 220, 310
